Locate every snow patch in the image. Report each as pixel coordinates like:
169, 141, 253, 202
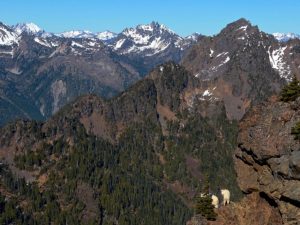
185, 33, 200, 41
237, 25, 248, 31
211, 56, 230, 71
199, 88, 218, 101
51, 41, 59, 47
114, 39, 126, 50
268, 46, 291, 80
34, 37, 51, 47
209, 49, 214, 57
138, 24, 153, 32
0, 26, 19, 46
123, 28, 150, 44
0, 50, 13, 56
216, 52, 229, 58
71, 41, 84, 48
203, 90, 212, 97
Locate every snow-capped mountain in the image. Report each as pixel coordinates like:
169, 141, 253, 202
106, 21, 199, 75
12, 22, 55, 38
185, 32, 202, 41
10, 23, 117, 42
96, 31, 117, 41
273, 32, 300, 42
13, 22, 42, 35
111, 21, 187, 55
0, 22, 19, 46
57, 30, 117, 42
58, 30, 95, 39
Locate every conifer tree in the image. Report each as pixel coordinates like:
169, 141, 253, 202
280, 76, 300, 102
195, 176, 217, 221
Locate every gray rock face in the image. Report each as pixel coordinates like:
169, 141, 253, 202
290, 151, 300, 177
235, 96, 300, 224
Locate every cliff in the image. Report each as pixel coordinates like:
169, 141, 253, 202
234, 95, 300, 224
188, 95, 300, 225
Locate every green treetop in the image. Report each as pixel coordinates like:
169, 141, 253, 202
195, 176, 217, 221
280, 76, 300, 102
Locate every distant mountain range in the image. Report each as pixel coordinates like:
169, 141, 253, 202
11, 21, 300, 42
0, 19, 300, 126
272, 32, 300, 42
0, 21, 200, 126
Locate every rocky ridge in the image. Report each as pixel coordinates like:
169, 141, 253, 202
182, 19, 300, 120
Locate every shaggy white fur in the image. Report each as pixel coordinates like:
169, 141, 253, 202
211, 194, 219, 208
221, 189, 230, 205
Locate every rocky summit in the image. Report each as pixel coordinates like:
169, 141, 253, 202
182, 18, 300, 120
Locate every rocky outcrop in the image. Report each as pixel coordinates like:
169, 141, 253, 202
187, 95, 300, 225
187, 192, 282, 225
235, 96, 300, 224
210, 193, 282, 225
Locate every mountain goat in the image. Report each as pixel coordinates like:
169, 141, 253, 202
221, 189, 230, 205
200, 193, 219, 208
211, 194, 219, 208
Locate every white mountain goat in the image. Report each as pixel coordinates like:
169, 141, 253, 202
200, 193, 219, 208
211, 194, 219, 208
221, 189, 230, 206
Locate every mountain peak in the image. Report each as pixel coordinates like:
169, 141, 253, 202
13, 22, 42, 35
0, 22, 19, 46
223, 18, 252, 31
273, 32, 300, 42
231, 18, 251, 26
218, 18, 259, 37
96, 30, 117, 41
58, 30, 94, 38
133, 21, 175, 34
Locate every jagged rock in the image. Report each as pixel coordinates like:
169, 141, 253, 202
235, 96, 300, 224
290, 151, 300, 176
208, 193, 282, 225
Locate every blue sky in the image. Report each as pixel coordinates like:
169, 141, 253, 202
1, 0, 299, 36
